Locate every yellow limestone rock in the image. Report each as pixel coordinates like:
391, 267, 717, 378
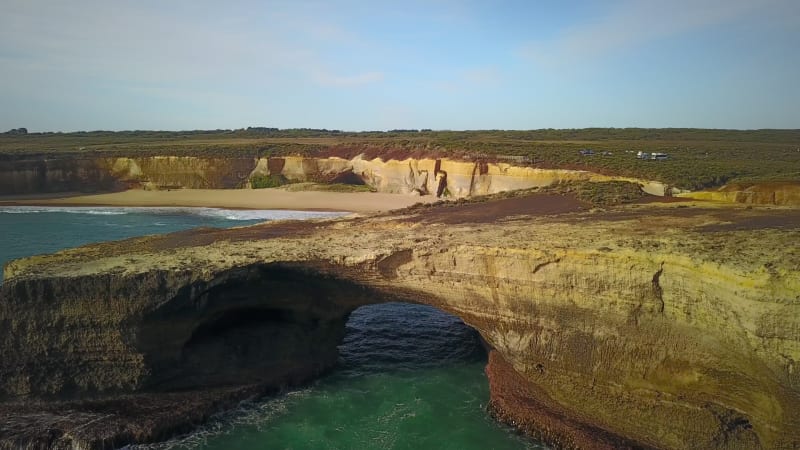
1, 199, 798, 448
259, 154, 667, 198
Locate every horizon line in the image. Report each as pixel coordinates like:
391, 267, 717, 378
5, 126, 800, 135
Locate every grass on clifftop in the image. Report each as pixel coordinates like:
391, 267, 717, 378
2, 128, 798, 191
545, 181, 647, 206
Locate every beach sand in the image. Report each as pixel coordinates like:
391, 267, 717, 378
0, 189, 435, 213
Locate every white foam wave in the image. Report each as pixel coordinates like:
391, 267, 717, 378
192, 208, 345, 221
131, 388, 312, 449
0, 206, 129, 215
0, 206, 346, 221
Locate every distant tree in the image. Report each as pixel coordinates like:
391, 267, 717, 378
246, 127, 279, 133
5, 127, 27, 135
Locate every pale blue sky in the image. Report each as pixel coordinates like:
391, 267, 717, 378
1, 0, 798, 131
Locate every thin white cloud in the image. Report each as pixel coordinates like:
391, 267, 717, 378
313, 71, 385, 87
518, 0, 798, 66
0, 0, 384, 89
1, 1, 283, 83
432, 66, 502, 93
462, 67, 501, 85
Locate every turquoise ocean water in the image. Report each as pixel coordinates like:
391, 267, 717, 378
0, 207, 542, 450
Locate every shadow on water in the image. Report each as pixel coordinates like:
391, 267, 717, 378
134, 302, 544, 450
337, 302, 487, 377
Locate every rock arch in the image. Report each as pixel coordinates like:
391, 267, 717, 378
1, 203, 798, 449
131, 264, 400, 392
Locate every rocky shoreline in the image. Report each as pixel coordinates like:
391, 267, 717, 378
1, 194, 799, 449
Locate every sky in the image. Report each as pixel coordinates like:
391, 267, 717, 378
1, 0, 799, 131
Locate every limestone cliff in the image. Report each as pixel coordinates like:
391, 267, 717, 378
0, 157, 123, 194
0, 156, 255, 194
678, 182, 800, 206
106, 156, 255, 190
252, 155, 671, 198
0, 152, 670, 198
1, 198, 799, 449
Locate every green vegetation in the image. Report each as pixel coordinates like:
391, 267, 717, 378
307, 183, 376, 193
545, 181, 646, 206
1, 128, 798, 191
282, 182, 376, 193
249, 174, 288, 189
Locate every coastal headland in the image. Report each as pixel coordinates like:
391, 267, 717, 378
2, 192, 799, 448
0, 129, 798, 449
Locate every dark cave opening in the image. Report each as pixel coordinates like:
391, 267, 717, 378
185, 307, 297, 344
329, 169, 367, 185
135, 264, 487, 396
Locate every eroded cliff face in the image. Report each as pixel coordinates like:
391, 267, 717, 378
1, 199, 798, 449
0, 156, 256, 194
0, 158, 123, 194
0, 152, 671, 198
252, 155, 671, 198
678, 182, 800, 206
107, 156, 255, 190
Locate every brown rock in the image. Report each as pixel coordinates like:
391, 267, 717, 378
1, 197, 799, 448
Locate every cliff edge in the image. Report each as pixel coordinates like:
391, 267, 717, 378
1, 196, 799, 449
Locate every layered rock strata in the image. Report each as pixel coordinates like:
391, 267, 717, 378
678, 182, 800, 206
0, 153, 670, 198
0, 156, 256, 194
250, 155, 672, 197
1, 198, 799, 449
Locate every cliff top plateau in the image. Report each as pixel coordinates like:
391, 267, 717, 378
1, 189, 799, 449
2, 128, 798, 192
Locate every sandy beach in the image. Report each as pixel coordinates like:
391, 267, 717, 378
0, 189, 435, 213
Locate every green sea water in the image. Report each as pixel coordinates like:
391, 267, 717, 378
0, 206, 342, 282
0, 207, 544, 450
143, 302, 543, 450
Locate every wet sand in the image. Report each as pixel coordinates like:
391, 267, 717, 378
0, 189, 435, 213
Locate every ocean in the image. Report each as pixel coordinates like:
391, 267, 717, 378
0, 207, 542, 450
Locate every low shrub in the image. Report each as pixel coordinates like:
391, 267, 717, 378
250, 174, 288, 189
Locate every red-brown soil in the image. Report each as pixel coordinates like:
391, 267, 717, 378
408, 194, 587, 225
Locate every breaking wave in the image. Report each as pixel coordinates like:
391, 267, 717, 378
0, 206, 346, 221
